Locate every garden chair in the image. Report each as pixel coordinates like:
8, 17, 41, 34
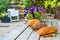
8, 9, 19, 22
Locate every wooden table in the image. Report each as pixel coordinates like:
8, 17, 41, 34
1, 19, 60, 40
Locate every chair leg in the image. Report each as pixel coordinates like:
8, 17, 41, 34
10, 17, 12, 22
18, 16, 19, 21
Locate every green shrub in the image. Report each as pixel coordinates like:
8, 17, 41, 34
0, 0, 11, 19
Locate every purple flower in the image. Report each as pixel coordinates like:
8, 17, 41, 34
30, 11, 35, 18
29, 6, 36, 11
24, 6, 46, 18
29, 8, 34, 12
29, 6, 36, 18
31, 6, 36, 10
36, 7, 42, 12
24, 12, 28, 17
24, 8, 29, 17
41, 8, 46, 13
24, 8, 29, 10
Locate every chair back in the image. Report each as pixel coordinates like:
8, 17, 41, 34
8, 9, 15, 17
8, 9, 19, 17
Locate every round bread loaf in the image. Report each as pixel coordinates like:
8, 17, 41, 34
27, 19, 40, 26
36, 26, 58, 35
31, 22, 47, 30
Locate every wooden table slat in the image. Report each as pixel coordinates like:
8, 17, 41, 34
45, 19, 51, 26
2, 23, 28, 40
52, 20, 59, 27
16, 27, 33, 40
28, 31, 39, 40
51, 34, 60, 40
40, 37, 52, 40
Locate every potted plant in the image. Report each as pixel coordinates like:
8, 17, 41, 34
21, 0, 46, 21
24, 6, 46, 20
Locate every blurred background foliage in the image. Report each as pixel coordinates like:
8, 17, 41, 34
21, 0, 60, 14
0, 0, 60, 19
0, 0, 11, 12
0, 0, 11, 19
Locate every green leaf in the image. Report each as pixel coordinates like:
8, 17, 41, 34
34, 11, 41, 19
44, 1, 50, 8
57, 2, 60, 6
22, 0, 32, 8
53, 0, 57, 2
50, 2, 56, 8
26, 13, 33, 20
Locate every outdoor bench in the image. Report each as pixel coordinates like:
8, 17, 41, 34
1, 19, 60, 40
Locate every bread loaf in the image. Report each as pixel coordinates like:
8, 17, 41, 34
31, 22, 47, 30
31, 23, 40, 30
36, 26, 58, 35
27, 19, 40, 26
42, 33, 56, 37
